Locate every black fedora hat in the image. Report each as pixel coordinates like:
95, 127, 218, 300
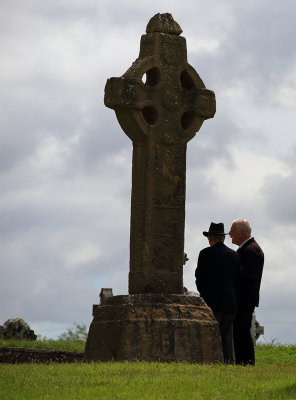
203, 222, 227, 237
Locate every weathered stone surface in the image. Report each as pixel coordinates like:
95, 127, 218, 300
86, 14, 220, 363
85, 294, 223, 363
104, 13, 215, 295
251, 312, 264, 344
0, 318, 37, 341
99, 288, 113, 304
146, 13, 183, 35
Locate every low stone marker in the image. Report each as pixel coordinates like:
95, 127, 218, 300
99, 288, 113, 304
0, 318, 37, 341
251, 312, 264, 344
85, 13, 222, 363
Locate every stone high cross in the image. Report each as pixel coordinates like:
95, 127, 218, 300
104, 13, 216, 294
86, 13, 222, 364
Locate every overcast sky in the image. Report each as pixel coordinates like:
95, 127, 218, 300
1, 0, 295, 343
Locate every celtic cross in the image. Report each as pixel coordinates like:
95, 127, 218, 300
104, 13, 216, 294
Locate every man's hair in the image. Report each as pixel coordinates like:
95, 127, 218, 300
233, 219, 252, 235
208, 234, 225, 244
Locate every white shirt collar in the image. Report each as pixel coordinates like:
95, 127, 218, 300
239, 237, 252, 249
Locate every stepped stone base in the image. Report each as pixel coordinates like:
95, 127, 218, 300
85, 294, 223, 363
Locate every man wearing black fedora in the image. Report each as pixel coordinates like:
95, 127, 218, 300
195, 222, 240, 363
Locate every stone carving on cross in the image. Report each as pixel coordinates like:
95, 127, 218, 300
104, 13, 216, 295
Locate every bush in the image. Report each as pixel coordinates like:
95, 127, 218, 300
57, 323, 88, 342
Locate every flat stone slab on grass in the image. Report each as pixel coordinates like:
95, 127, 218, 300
0, 346, 85, 364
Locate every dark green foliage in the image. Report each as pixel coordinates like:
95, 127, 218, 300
57, 322, 88, 342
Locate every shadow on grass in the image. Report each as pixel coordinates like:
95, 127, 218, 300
267, 383, 296, 399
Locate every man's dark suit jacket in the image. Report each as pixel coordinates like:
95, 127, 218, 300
195, 242, 240, 313
236, 237, 264, 308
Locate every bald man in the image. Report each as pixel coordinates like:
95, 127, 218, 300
229, 219, 264, 365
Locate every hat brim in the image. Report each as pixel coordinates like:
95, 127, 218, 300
203, 231, 227, 237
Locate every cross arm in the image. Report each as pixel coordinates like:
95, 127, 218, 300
104, 77, 152, 111
193, 88, 216, 119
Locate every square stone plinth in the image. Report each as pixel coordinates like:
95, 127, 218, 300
85, 294, 223, 363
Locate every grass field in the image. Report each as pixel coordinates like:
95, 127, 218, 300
0, 339, 85, 352
1, 342, 296, 400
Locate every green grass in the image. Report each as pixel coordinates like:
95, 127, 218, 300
0, 339, 85, 352
256, 343, 296, 365
1, 344, 296, 400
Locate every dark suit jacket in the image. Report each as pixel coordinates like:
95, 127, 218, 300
236, 237, 264, 308
195, 242, 240, 313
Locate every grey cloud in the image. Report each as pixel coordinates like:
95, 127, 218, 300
189, 115, 241, 166
68, 113, 131, 173
190, 1, 296, 107
261, 171, 296, 225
